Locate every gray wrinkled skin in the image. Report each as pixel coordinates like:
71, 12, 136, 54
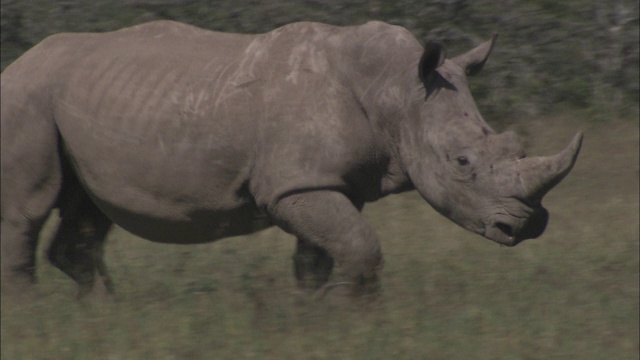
0, 21, 582, 296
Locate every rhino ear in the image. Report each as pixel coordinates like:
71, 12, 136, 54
419, 40, 446, 86
452, 34, 498, 76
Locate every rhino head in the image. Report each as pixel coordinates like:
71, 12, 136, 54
398, 35, 582, 246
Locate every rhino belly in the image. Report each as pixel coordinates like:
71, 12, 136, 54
59, 126, 266, 243
93, 196, 273, 244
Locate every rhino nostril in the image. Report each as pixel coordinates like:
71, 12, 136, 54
496, 222, 514, 238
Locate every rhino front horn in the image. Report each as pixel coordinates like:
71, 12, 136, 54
517, 132, 583, 200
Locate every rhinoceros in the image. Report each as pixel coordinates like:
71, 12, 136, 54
1, 20, 582, 297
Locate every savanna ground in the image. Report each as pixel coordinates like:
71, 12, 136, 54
1, 114, 638, 359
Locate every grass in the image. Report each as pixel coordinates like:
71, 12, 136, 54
1, 114, 638, 359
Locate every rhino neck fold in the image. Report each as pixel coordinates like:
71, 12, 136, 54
333, 29, 423, 197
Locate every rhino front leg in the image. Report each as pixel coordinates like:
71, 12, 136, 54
293, 237, 334, 290
271, 191, 382, 296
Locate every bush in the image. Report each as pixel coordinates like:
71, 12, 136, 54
1, 0, 638, 122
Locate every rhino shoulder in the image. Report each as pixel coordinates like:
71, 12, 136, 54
359, 21, 417, 42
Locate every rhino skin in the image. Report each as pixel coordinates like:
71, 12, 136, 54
0, 20, 582, 297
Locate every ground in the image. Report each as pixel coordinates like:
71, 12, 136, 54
1, 113, 638, 359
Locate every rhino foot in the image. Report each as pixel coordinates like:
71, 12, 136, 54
312, 276, 381, 304
292, 238, 334, 290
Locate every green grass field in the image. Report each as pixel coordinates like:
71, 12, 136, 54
1, 114, 638, 359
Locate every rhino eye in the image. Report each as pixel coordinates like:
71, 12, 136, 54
456, 156, 469, 166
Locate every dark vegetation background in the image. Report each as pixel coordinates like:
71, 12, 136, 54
1, 0, 638, 122
1, 1, 638, 359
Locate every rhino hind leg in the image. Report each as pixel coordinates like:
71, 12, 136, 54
1, 215, 49, 293
47, 177, 114, 298
293, 237, 334, 289
47, 210, 113, 298
1, 126, 62, 294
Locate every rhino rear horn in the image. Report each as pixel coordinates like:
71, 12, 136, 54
452, 34, 498, 76
516, 132, 583, 200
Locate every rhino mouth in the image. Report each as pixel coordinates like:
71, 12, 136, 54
496, 222, 515, 239
485, 207, 549, 246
